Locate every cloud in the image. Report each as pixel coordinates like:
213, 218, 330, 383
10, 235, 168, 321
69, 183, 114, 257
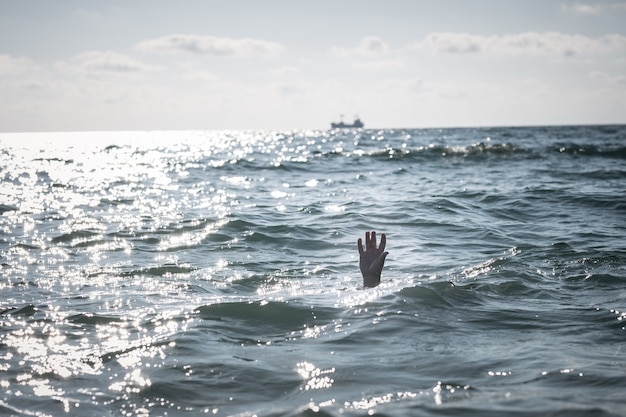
561, 2, 603, 14
351, 59, 407, 70
19, 80, 51, 91
135, 34, 283, 58
275, 83, 303, 96
270, 66, 300, 76
73, 8, 102, 19
58, 51, 157, 75
561, 2, 626, 15
416, 32, 626, 57
331, 36, 391, 58
182, 70, 220, 82
356, 36, 391, 55
330, 36, 406, 70
589, 71, 626, 85
423, 33, 482, 54
0, 54, 35, 74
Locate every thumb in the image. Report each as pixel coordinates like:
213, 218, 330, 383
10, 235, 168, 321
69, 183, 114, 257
376, 251, 389, 267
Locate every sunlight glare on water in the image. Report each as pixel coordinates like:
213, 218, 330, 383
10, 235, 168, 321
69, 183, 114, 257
0, 126, 625, 416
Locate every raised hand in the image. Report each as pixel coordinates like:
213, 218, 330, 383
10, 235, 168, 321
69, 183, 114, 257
357, 231, 388, 288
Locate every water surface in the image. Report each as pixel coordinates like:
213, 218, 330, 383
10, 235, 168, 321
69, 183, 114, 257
1, 126, 625, 416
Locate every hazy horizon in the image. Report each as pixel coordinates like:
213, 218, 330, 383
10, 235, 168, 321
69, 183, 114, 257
2, 122, 626, 136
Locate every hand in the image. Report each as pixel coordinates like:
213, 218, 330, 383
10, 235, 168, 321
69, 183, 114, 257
357, 231, 388, 288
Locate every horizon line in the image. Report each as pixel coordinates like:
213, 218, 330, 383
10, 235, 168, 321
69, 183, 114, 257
2, 122, 625, 135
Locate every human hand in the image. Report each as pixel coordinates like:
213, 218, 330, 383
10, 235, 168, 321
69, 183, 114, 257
357, 231, 388, 288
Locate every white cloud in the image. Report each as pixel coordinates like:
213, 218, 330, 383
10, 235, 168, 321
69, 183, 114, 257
275, 83, 304, 96
425, 33, 482, 54
0, 54, 35, 74
352, 59, 407, 70
330, 36, 406, 70
57, 51, 158, 75
561, 2, 602, 15
356, 36, 391, 55
73, 8, 102, 19
19, 80, 51, 91
135, 34, 283, 58
589, 71, 626, 85
331, 36, 391, 58
182, 69, 220, 82
270, 66, 300, 76
561, 2, 626, 14
416, 32, 626, 57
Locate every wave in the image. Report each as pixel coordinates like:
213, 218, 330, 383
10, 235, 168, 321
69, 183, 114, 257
196, 300, 335, 328
350, 142, 626, 166
194, 300, 339, 346
369, 142, 531, 161
0, 304, 40, 316
68, 312, 123, 325
118, 263, 197, 278
554, 143, 626, 159
11, 243, 40, 250
50, 230, 101, 244
235, 140, 626, 170
70, 126, 624, 176
0, 204, 18, 214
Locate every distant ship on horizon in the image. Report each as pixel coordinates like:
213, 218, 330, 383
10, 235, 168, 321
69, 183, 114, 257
331, 115, 364, 129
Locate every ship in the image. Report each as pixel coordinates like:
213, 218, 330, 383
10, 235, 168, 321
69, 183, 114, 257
331, 115, 364, 129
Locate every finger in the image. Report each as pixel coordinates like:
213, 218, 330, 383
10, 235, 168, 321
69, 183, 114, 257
379, 233, 386, 251
377, 251, 389, 268
365, 231, 371, 249
358, 238, 364, 254
370, 231, 376, 249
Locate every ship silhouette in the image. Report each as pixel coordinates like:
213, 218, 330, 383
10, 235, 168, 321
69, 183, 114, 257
331, 115, 364, 129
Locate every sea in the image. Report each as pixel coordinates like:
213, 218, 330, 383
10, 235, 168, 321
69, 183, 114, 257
1, 125, 625, 417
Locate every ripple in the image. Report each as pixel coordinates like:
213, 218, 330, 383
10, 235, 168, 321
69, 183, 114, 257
1, 127, 625, 417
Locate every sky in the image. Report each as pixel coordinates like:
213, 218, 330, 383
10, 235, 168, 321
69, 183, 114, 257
1, 0, 625, 131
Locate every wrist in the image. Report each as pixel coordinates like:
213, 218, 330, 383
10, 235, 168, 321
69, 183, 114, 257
362, 274, 381, 288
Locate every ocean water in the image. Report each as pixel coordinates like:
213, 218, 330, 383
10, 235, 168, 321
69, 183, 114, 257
1, 125, 625, 417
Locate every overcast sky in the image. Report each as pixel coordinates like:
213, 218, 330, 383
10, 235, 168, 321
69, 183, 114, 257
1, 0, 625, 131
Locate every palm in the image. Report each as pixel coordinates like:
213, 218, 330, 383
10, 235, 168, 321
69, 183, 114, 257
357, 231, 388, 287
